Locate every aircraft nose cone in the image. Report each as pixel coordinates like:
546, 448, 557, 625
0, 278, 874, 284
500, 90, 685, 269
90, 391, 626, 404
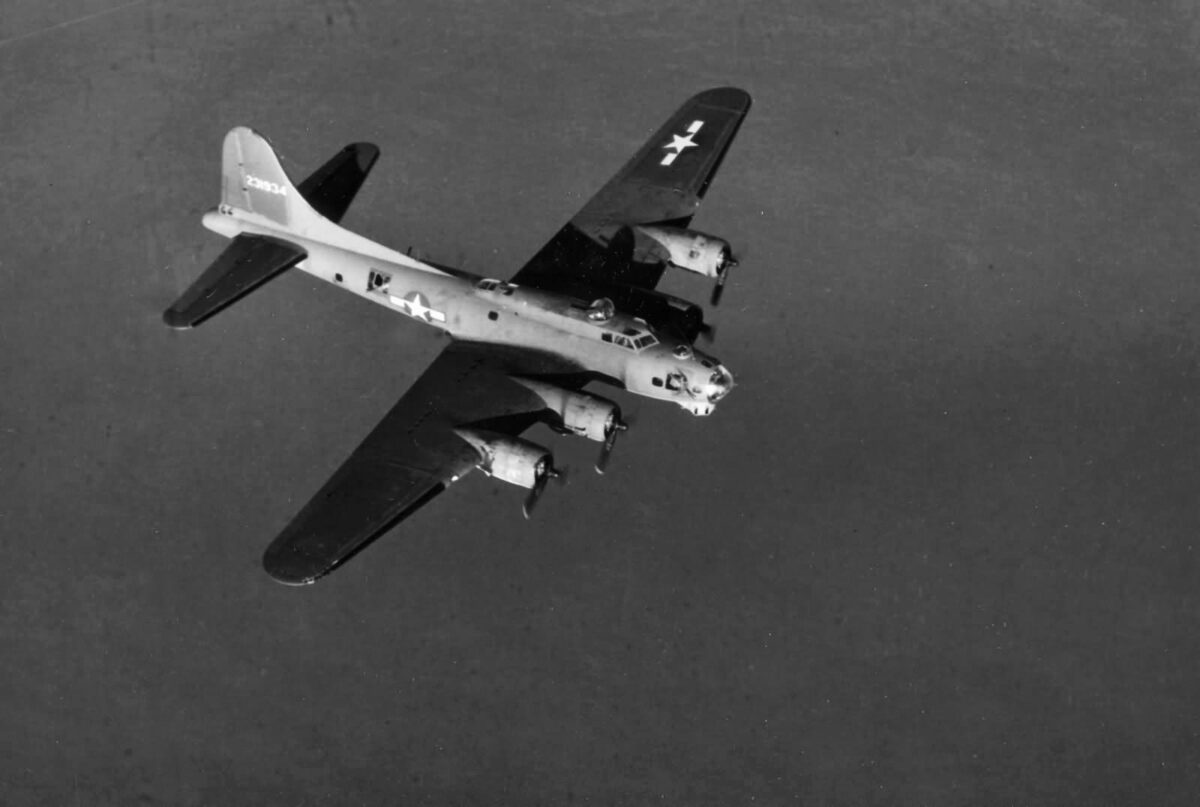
707, 365, 734, 403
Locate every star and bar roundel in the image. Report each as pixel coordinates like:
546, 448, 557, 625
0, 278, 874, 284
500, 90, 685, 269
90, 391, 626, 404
389, 290, 446, 323
660, 119, 704, 166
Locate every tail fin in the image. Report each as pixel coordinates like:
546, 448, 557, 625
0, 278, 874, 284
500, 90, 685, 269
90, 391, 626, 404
213, 127, 439, 272
221, 127, 323, 232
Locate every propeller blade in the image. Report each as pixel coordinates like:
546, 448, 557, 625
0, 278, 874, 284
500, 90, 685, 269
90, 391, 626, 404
595, 418, 628, 475
710, 275, 727, 306
697, 321, 717, 344
522, 462, 562, 518
710, 246, 738, 307
596, 442, 614, 475
523, 473, 548, 519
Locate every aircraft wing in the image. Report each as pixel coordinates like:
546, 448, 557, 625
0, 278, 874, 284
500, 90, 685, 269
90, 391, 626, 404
262, 340, 585, 585
510, 87, 751, 292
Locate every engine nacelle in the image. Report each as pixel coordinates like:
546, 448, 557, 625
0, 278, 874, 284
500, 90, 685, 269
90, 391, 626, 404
511, 379, 620, 442
453, 428, 553, 489
634, 226, 735, 279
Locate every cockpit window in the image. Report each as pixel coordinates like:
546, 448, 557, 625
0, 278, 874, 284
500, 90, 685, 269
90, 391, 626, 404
601, 332, 636, 350
633, 334, 658, 350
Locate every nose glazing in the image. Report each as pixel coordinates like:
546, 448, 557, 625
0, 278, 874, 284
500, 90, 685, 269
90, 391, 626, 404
707, 365, 734, 403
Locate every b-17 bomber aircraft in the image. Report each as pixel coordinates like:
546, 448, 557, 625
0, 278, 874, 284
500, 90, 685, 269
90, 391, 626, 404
164, 87, 752, 585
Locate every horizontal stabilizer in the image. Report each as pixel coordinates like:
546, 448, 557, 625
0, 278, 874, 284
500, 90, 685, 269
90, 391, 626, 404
163, 234, 306, 329
297, 142, 381, 224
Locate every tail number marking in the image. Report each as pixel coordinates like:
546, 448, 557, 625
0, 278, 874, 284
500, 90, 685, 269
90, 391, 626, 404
245, 174, 288, 196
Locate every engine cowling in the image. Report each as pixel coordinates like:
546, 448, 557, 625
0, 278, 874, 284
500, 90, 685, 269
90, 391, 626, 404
511, 379, 620, 442
634, 226, 735, 279
453, 428, 554, 489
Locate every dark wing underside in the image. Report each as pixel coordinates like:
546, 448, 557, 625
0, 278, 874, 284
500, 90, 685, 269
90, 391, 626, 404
296, 142, 380, 224
162, 234, 306, 329
510, 87, 751, 294
164, 143, 378, 329
262, 341, 586, 585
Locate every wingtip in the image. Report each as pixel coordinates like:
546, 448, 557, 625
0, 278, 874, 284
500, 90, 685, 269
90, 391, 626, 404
162, 308, 193, 330
694, 86, 752, 112
262, 536, 331, 586
346, 142, 381, 173
262, 549, 326, 586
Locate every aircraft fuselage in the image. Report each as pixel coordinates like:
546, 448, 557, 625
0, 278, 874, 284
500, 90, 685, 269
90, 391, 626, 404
204, 208, 734, 415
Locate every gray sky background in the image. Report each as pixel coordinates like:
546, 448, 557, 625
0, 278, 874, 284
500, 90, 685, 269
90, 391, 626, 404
3, 1, 1200, 804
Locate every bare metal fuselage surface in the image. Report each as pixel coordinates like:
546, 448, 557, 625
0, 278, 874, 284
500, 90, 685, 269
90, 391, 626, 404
203, 207, 734, 414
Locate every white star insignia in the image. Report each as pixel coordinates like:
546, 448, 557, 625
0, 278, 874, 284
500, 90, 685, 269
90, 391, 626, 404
668, 133, 697, 152
660, 120, 705, 166
390, 292, 446, 323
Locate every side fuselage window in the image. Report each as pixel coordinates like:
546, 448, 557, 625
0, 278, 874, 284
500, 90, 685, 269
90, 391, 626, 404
368, 270, 391, 293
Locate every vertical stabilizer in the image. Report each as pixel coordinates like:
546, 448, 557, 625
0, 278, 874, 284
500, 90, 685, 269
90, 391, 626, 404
221, 127, 320, 233
214, 127, 444, 271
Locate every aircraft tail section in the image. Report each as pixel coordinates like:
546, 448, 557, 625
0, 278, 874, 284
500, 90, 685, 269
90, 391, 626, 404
215, 128, 426, 269
165, 128, 441, 328
220, 127, 318, 232
164, 128, 319, 329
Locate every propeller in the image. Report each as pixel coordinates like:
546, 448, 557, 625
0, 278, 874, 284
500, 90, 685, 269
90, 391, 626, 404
595, 414, 629, 475
696, 321, 718, 344
710, 244, 741, 307
523, 458, 564, 519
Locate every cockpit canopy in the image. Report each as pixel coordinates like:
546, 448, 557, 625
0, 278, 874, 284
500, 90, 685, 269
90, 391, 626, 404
602, 329, 658, 351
